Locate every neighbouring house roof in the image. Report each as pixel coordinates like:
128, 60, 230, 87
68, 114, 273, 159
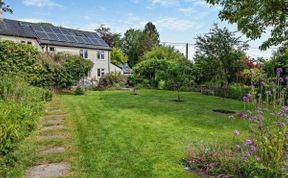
0, 19, 110, 50
116, 64, 133, 74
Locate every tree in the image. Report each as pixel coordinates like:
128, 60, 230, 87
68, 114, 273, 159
121, 29, 144, 67
142, 22, 160, 52
0, 0, 12, 14
95, 24, 121, 48
141, 45, 186, 61
111, 47, 128, 65
264, 49, 288, 77
205, 0, 288, 50
164, 61, 194, 102
194, 24, 247, 85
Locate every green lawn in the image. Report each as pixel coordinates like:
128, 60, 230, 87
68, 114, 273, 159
61, 90, 246, 178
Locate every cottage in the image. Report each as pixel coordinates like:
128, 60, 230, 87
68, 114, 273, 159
0, 17, 125, 80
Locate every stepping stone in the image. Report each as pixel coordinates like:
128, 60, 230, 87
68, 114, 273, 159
44, 147, 65, 153
38, 135, 65, 140
41, 125, 64, 131
46, 119, 64, 124
26, 163, 69, 178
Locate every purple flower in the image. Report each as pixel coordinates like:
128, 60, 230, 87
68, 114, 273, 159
250, 146, 257, 152
265, 90, 272, 96
246, 139, 253, 145
233, 130, 240, 136
250, 70, 256, 76
261, 81, 266, 86
235, 145, 241, 150
249, 116, 257, 122
277, 67, 283, 74
256, 156, 261, 161
279, 77, 284, 83
247, 93, 252, 97
243, 96, 249, 103
258, 93, 262, 97
282, 106, 288, 111
238, 112, 247, 118
243, 152, 250, 159
276, 122, 286, 127
278, 112, 285, 117
271, 81, 275, 85
247, 110, 253, 115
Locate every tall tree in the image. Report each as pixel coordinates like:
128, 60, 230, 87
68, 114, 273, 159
121, 29, 144, 67
95, 24, 121, 48
194, 24, 247, 85
111, 47, 128, 65
205, 0, 288, 50
142, 22, 160, 52
0, 0, 12, 14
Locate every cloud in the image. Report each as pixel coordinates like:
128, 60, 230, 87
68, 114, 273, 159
179, 7, 197, 16
155, 17, 194, 31
22, 0, 61, 8
18, 18, 46, 23
151, 0, 179, 6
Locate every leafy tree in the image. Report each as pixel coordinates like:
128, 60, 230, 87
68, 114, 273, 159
38, 22, 54, 26
141, 46, 186, 61
142, 22, 160, 52
132, 58, 170, 88
264, 49, 288, 77
95, 24, 121, 48
111, 47, 128, 65
0, 0, 12, 14
205, 0, 288, 50
164, 61, 194, 102
194, 24, 247, 85
121, 29, 144, 67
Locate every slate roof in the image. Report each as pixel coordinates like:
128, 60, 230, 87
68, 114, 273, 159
0, 19, 110, 50
116, 64, 133, 74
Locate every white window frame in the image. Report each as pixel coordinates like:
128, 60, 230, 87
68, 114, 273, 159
97, 50, 105, 60
80, 49, 89, 59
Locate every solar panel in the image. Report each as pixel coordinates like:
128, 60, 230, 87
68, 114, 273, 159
66, 35, 77, 43
42, 26, 53, 33
56, 34, 68, 41
35, 31, 49, 39
46, 32, 59, 41
51, 27, 62, 34
82, 37, 92, 44
31, 25, 44, 32
75, 36, 85, 43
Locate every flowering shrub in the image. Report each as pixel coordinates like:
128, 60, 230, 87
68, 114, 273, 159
185, 68, 288, 177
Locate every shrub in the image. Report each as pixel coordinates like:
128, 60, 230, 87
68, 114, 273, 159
0, 77, 51, 155
96, 72, 128, 90
74, 86, 85, 95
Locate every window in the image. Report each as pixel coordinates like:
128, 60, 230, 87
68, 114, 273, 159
49, 47, 55, 52
97, 68, 105, 77
80, 49, 88, 58
97, 50, 105, 60
20, 41, 26, 44
27, 41, 32, 45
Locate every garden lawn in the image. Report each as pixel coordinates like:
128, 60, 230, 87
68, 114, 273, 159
61, 89, 246, 178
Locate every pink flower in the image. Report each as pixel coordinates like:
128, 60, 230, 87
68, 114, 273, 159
243, 96, 249, 102
279, 77, 284, 83
265, 90, 272, 96
238, 112, 247, 118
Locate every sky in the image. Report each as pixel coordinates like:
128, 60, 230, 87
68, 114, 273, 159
4, 0, 277, 60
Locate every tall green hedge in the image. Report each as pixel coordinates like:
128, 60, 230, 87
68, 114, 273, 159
0, 41, 93, 89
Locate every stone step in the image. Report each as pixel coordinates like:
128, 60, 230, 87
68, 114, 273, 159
41, 125, 64, 131
46, 119, 64, 124
43, 147, 65, 153
26, 163, 69, 178
38, 135, 65, 140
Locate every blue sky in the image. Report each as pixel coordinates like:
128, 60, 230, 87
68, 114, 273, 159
4, 0, 276, 59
